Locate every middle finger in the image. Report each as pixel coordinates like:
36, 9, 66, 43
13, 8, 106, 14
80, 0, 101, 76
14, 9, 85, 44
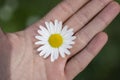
64, 0, 112, 32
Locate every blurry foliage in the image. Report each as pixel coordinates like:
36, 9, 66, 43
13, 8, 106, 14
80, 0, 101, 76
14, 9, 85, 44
0, 0, 120, 80
0, 0, 61, 32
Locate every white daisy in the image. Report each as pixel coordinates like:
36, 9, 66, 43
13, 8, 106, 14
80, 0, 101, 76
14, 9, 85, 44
35, 19, 76, 62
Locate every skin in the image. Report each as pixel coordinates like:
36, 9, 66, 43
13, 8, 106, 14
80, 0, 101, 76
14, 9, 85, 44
0, 0, 120, 80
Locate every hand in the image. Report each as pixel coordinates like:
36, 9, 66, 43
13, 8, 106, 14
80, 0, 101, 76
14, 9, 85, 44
0, 0, 120, 80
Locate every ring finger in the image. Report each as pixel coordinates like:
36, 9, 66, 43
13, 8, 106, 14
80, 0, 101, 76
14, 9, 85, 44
67, 1, 120, 59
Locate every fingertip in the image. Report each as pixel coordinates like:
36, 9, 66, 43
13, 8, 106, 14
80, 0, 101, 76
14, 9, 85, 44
110, 1, 120, 13
96, 32, 108, 44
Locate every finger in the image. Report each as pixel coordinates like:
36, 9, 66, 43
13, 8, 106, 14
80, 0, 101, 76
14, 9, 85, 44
30, 0, 89, 28
80, 1, 120, 40
0, 27, 5, 38
65, 32, 108, 80
64, 0, 112, 32
29, 0, 90, 46
67, 1, 120, 59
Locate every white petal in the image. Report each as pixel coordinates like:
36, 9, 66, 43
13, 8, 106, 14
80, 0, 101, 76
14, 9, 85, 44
61, 26, 68, 36
54, 19, 59, 33
68, 28, 73, 32
37, 45, 49, 52
61, 44, 72, 49
38, 26, 50, 37
50, 22, 55, 33
67, 31, 74, 36
35, 36, 46, 41
43, 51, 51, 59
67, 28, 74, 34
63, 36, 76, 42
39, 50, 46, 56
70, 41, 75, 44
65, 36, 76, 43
71, 36, 76, 40
64, 40, 75, 45
38, 30, 49, 38
54, 19, 58, 24
43, 48, 51, 58
59, 47, 66, 58
38, 27, 50, 36
51, 48, 59, 62
35, 41, 47, 45
39, 26, 49, 34
63, 33, 73, 38
45, 22, 51, 33
64, 49, 71, 55
57, 21, 62, 33
54, 48, 59, 60
63, 31, 74, 38
51, 49, 55, 62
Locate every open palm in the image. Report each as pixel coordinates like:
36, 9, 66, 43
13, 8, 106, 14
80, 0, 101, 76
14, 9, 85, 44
0, 0, 120, 80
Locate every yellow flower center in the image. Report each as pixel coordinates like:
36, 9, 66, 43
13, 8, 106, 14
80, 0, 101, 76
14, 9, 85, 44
48, 34, 63, 48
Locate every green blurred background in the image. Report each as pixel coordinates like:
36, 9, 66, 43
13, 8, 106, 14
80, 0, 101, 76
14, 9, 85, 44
0, 0, 120, 80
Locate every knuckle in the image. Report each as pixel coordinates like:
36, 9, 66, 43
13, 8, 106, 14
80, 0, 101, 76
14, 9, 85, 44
78, 11, 89, 24
72, 15, 84, 29
73, 57, 85, 72
75, 32, 87, 48
84, 46, 96, 57
60, 0, 74, 14
95, 0, 111, 6
73, 12, 88, 27
97, 15, 109, 26
75, 30, 91, 48
81, 30, 91, 41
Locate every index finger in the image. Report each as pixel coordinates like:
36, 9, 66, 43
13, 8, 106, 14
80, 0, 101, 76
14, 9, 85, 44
31, 0, 89, 28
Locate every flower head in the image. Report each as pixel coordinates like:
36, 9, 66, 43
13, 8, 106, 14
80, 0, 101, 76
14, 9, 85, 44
35, 20, 76, 62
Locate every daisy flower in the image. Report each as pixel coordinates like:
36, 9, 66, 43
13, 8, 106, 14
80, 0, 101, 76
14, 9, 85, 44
35, 20, 76, 62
